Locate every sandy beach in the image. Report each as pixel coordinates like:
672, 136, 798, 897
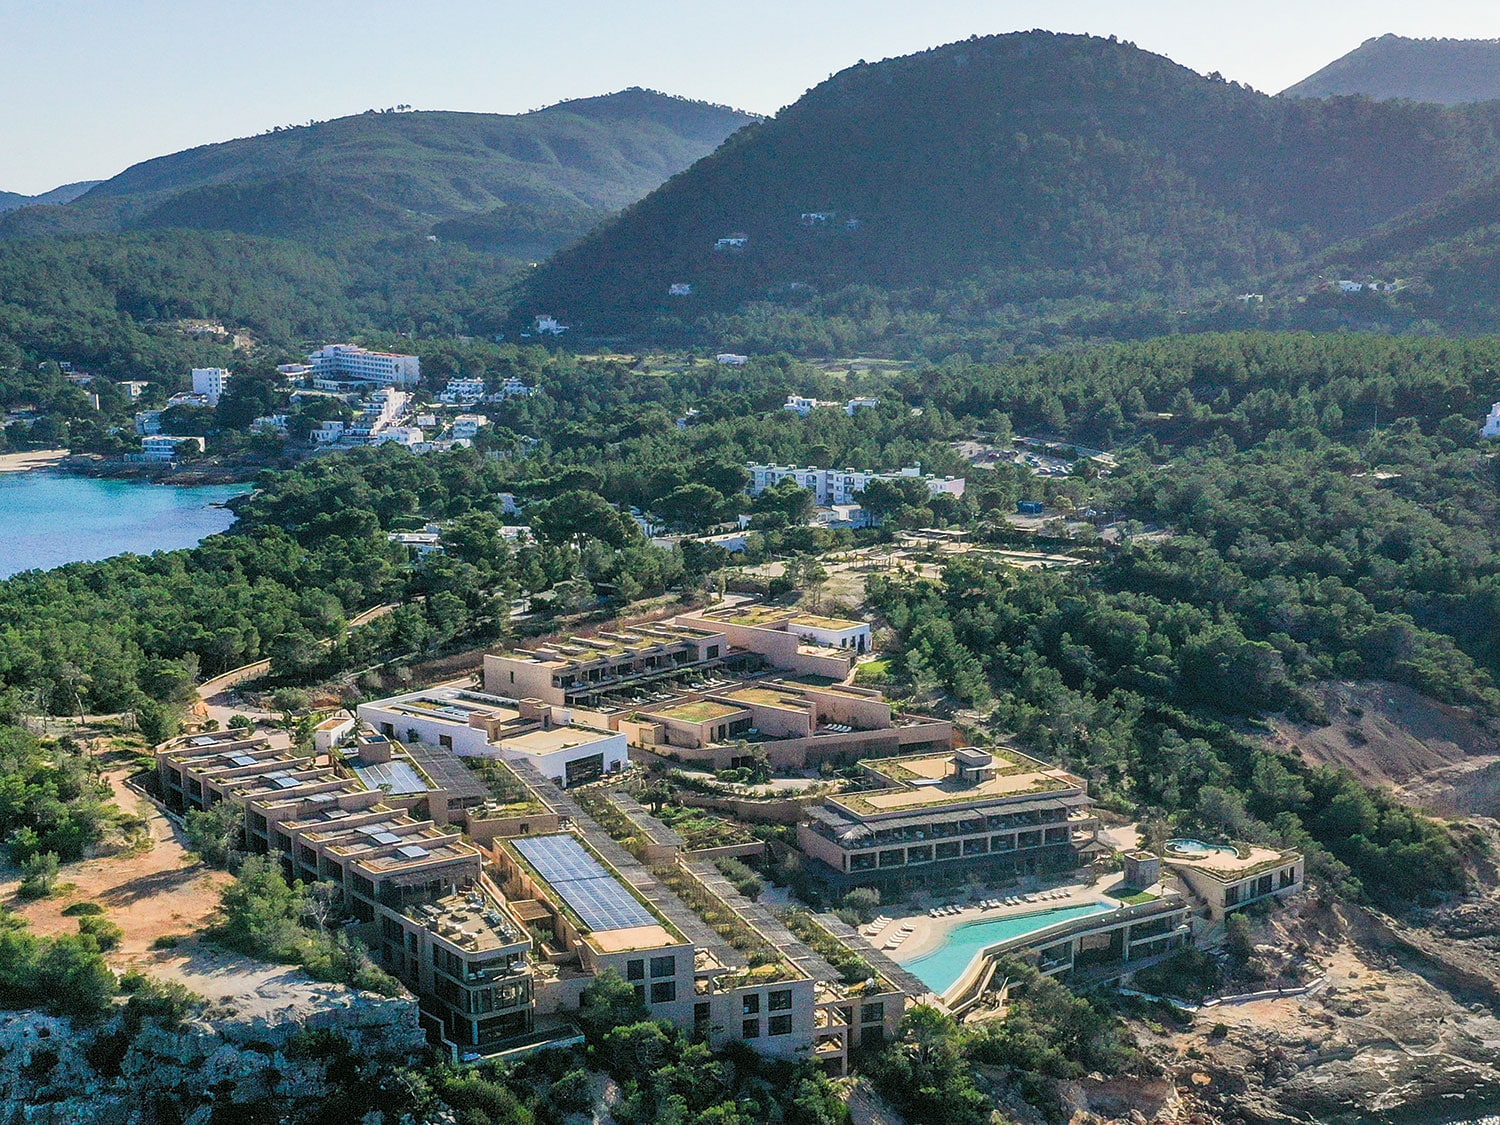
0, 448, 69, 473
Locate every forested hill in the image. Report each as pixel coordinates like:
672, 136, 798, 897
0, 181, 100, 213
511, 31, 1500, 343
1282, 35, 1500, 105
0, 90, 755, 258
1287, 169, 1500, 333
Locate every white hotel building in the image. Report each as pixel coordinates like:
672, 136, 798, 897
191, 367, 231, 406
309, 344, 422, 388
747, 463, 966, 506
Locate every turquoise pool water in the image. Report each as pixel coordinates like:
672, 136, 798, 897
1166, 838, 1239, 859
897, 902, 1116, 993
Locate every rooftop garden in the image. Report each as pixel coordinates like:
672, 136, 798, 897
659, 700, 744, 723
655, 804, 756, 850
466, 759, 547, 816
781, 909, 889, 991
651, 862, 798, 981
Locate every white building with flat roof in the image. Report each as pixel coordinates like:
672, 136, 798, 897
191, 367, 231, 406
747, 463, 965, 505
358, 686, 628, 788
309, 344, 421, 387
1483, 402, 1500, 439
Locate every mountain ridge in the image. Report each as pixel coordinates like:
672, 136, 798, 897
1282, 34, 1500, 104
512, 31, 1500, 344
0, 181, 103, 213
0, 90, 756, 259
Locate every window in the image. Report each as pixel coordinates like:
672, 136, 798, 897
439, 735, 453, 749
768, 989, 792, 1012
650, 981, 676, 1004
742, 1019, 760, 1039
626, 959, 645, 981
741, 993, 760, 1015
633, 984, 646, 1004
861, 1002, 885, 1024
768, 1015, 792, 1036
650, 955, 676, 979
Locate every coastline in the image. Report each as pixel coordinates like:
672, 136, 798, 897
0, 449, 70, 474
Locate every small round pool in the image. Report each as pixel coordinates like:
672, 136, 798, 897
1166, 838, 1239, 859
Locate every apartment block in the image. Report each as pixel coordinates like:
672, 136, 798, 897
746, 462, 966, 506
190, 367, 231, 405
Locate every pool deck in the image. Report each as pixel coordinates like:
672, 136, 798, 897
863, 880, 1132, 963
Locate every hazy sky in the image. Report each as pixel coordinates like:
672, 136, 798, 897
3, 0, 1499, 194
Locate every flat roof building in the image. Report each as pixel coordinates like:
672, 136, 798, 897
359, 685, 627, 789
797, 747, 1098, 889
309, 344, 421, 387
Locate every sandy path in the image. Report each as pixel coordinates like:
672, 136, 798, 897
0, 756, 230, 956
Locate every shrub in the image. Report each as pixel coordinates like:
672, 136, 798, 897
77, 915, 124, 951
62, 901, 105, 917
18, 852, 60, 899
151, 934, 181, 950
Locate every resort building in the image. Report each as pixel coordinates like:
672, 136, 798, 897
746, 463, 966, 506
309, 343, 421, 388
619, 680, 952, 772
1483, 402, 1500, 439
358, 685, 628, 789
483, 622, 731, 709
153, 730, 529, 1052
797, 748, 1098, 890
678, 602, 871, 662
1157, 840, 1305, 920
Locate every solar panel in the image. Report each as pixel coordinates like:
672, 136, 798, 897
512, 835, 657, 933
397, 844, 430, 859
229, 754, 257, 767
357, 824, 384, 836
373, 831, 402, 845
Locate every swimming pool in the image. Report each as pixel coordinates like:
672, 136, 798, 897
896, 902, 1116, 994
1166, 838, 1240, 859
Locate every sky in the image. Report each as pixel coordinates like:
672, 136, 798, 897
3, 0, 1500, 194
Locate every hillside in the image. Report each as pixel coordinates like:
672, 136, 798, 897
512, 31, 1500, 347
1283, 35, 1500, 105
0, 90, 755, 258
0, 181, 101, 213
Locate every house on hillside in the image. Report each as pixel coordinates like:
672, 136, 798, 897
714, 236, 748, 251
668, 283, 694, 296
1483, 402, 1500, 439
533, 316, 568, 336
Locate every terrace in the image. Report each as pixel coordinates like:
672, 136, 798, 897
833, 749, 1080, 817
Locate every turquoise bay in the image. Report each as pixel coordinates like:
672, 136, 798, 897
0, 471, 249, 579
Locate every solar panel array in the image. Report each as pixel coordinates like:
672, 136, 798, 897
513, 834, 657, 933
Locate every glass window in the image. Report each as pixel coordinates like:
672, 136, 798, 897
768, 989, 792, 1012
650, 955, 677, 979
650, 981, 676, 1004
742, 993, 760, 1014
626, 959, 645, 981
768, 1014, 793, 1036
861, 1002, 885, 1024
742, 1018, 760, 1038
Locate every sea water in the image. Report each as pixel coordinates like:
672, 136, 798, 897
0, 470, 248, 578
